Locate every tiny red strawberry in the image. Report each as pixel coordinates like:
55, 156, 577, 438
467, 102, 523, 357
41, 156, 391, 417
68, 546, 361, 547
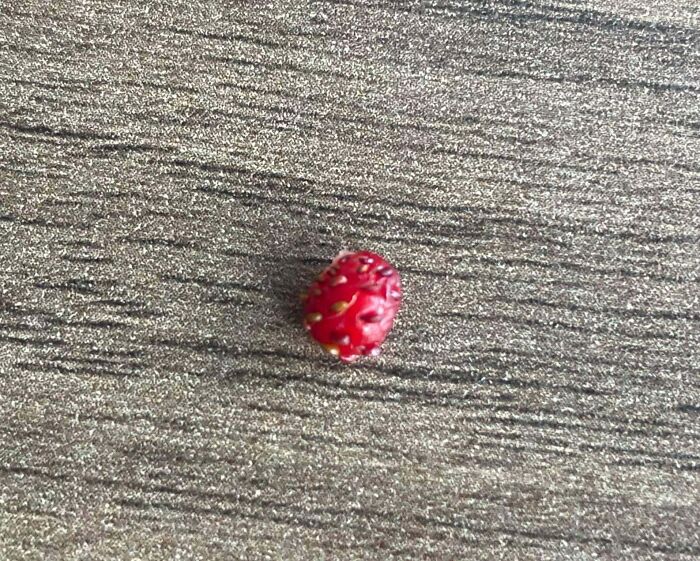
302, 250, 402, 362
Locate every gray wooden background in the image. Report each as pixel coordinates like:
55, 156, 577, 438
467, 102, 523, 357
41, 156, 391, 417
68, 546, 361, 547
1, 1, 699, 559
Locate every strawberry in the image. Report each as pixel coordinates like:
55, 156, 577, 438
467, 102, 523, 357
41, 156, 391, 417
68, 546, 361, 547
302, 250, 402, 362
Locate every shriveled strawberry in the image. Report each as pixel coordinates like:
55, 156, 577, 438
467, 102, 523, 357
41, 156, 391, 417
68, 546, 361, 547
302, 250, 402, 362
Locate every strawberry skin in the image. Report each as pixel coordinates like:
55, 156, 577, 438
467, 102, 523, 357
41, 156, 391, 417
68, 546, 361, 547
302, 250, 402, 362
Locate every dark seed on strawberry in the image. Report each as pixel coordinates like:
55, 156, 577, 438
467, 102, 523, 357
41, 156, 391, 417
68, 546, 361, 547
360, 283, 381, 293
360, 312, 382, 323
302, 250, 402, 363
333, 333, 351, 346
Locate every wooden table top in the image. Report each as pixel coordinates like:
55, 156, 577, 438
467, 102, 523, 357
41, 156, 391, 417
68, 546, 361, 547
1, 1, 699, 559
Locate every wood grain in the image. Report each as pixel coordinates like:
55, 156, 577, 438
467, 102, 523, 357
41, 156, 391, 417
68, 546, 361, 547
1, 1, 699, 559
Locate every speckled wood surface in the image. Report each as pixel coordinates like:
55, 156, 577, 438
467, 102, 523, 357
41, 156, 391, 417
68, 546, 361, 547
1, 1, 699, 559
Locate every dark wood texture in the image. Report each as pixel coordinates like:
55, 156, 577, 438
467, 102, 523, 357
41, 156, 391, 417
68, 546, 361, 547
1, 1, 699, 559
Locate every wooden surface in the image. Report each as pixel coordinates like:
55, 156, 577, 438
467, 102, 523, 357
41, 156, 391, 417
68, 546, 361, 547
1, 1, 699, 559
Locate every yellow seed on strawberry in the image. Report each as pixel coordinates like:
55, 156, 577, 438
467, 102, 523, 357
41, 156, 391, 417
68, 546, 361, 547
330, 301, 350, 314
305, 312, 323, 324
330, 275, 347, 286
